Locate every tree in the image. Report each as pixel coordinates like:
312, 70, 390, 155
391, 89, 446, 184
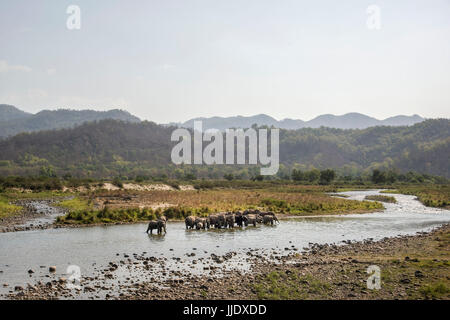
184, 173, 196, 180
223, 173, 234, 181
112, 177, 123, 188
371, 169, 386, 184
320, 169, 336, 185
253, 175, 264, 181
291, 169, 304, 181
307, 169, 320, 183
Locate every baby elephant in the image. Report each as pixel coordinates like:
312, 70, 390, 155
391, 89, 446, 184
146, 220, 166, 234
195, 217, 208, 230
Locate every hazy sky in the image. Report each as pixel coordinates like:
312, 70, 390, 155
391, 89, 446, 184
0, 0, 449, 123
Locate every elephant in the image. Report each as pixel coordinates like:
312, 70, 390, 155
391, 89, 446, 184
225, 213, 235, 228
235, 211, 244, 227
146, 220, 165, 234
243, 214, 258, 227
209, 214, 226, 228
262, 215, 279, 225
204, 216, 211, 228
208, 215, 219, 228
195, 217, 208, 230
185, 216, 196, 229
259, 211, 276, 217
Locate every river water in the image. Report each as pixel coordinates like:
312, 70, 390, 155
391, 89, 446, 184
0, 190, 449, 296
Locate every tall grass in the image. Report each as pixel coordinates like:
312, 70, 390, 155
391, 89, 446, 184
55, 205, 213, 225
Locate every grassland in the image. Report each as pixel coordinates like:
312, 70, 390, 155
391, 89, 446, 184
54, 185, 384, 225
364, 195, 397, 203
91, 185, 383, 214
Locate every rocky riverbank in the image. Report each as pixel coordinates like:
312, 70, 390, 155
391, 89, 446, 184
4, 223, 449, 300
0, 199, 68, 233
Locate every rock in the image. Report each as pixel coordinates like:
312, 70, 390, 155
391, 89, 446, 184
14, 285, 23, 291
49, 266, 56, 273
400, 278, 411, 284
414, 271, 424, 278
27, 269, 34, 274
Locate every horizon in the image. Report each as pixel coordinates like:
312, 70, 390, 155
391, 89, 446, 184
1, 103, 429, 123
1, 1, 450, 123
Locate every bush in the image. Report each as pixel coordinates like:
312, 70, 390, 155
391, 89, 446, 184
112, 177, 123, 188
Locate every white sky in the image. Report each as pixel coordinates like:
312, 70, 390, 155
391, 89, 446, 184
0, 0, 449, 123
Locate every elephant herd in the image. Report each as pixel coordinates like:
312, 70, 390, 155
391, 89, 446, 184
146, 210, 279, 235
185, 210, 280, 230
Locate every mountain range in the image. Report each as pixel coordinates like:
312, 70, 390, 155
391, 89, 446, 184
0, 104, 429, 138
0, 104, 140, 137
173, 113, 425, 131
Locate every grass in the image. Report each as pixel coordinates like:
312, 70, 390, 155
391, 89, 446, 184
381, 185, 449, 208
419, 282, 449, 299
0, 195, 22, 219
364, 195, 397, 203
56, 207, 160, 225
57, 197, 92, 211
55, 205, 212, 225
253, 271, 331, 300
88, 186, 383, 217
1, 190, 71, 200
54, 184, 385, 225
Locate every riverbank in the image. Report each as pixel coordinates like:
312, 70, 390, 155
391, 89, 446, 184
118, 224, 450, 300
382, 185, 449, 208
4, 223, 449, 300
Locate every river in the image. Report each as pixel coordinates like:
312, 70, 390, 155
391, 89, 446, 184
1, 189, 449, 297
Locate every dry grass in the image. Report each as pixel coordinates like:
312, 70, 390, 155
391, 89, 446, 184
87, 186, 382, 215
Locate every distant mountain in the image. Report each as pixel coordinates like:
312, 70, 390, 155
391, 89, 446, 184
0, 104, 32, 121
0, 105, 141, 137
180, 114, 280, 131
173, 112, 425, 130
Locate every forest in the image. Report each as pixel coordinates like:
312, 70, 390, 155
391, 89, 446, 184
0, 118, 448, 179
